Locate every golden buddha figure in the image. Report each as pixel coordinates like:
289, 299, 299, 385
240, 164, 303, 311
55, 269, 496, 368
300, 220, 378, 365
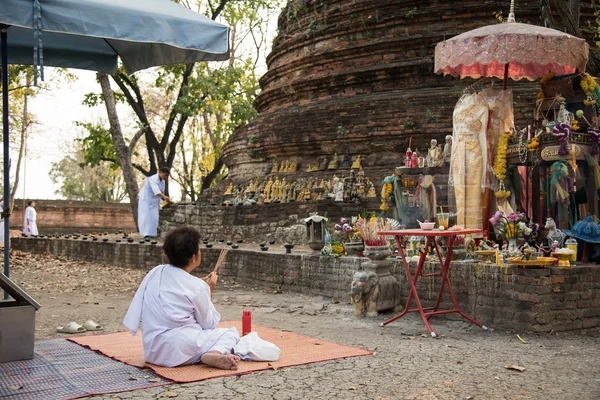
367, 183, 377, 198
351, 154, 362, 169
272, 177, 281, 200
272, 160, 280, 174
289, 160, 297, 173
327, 153, 339, 169
264, 177, 273, 201
224, 182, 234, 195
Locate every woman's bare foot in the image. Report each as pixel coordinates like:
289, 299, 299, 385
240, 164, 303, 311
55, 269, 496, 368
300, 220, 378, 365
200, 352, 241, 370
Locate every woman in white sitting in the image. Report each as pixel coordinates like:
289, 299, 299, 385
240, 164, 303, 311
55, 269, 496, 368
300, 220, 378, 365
123, 226, 240, 369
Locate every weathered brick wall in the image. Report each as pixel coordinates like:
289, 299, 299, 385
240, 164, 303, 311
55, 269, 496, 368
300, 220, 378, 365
160, 199, 380, 244
12, 237, 600, 332
9, 200, 136, 233
222, 0, 572, 184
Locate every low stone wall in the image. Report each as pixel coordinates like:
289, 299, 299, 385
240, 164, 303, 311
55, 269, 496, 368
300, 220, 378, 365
159, 199, 380, 244
12, 237, 600, 332
9, 199, 136, 233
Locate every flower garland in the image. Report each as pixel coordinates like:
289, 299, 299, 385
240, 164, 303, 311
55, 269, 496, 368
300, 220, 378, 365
380, 182, 393, 211
493, 132, 510, 182
589, 127, 600, 155
552, 123, 571, 156
527, 137, 539, 152
580, 73, 598, 105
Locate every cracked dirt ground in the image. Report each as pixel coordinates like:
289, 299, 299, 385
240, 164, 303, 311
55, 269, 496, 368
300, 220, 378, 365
8, 251, 600, 400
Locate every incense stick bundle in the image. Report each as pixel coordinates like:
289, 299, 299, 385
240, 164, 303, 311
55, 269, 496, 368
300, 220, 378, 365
212, 248, 229, 274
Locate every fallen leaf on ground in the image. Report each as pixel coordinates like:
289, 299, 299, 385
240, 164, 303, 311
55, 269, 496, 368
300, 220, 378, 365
267, 362, 278, 371
163, 391, 178, 397
505, 364, 525, 372
516, 334, 528, 344
9, 385, 23, 390
148, 377, 162, 382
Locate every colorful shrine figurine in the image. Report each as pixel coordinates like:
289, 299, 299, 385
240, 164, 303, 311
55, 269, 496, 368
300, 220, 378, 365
351, 154, 362, 169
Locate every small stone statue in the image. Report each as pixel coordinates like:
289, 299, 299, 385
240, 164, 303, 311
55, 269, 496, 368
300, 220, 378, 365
351, 154, 362, 169
443, 135, 453, 163
272, 160, 280, 174
289, 160, 297, 173
281, 179, 288, 202
340, 150, 351, 169
436, 144, 444, 165
357, 168, 365, 185
319, 156, 328, 171
263, 160, 273, 175
327, 153, 339, 169
333, 176, 344, 202
350, 271, 379, 317
257, 193, 265, 205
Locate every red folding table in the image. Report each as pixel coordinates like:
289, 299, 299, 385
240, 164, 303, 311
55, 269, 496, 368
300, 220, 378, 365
378, 228, 488, 337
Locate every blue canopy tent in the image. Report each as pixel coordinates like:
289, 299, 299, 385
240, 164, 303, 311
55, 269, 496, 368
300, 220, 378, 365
0, 0, 229, 289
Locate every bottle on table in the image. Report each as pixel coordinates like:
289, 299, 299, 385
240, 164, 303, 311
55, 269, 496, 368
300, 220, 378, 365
565, 237, 578, 266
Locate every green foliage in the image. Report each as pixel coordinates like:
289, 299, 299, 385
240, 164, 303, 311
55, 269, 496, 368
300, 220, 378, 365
74, 122, 119, 168
248, 134, 259, 143
50, 149, 127, 201
425, 109, 441, 122
405, 8, 417, 19
452, 85, 464, 98
336, 125, 347, 136
404, 121, 418, 130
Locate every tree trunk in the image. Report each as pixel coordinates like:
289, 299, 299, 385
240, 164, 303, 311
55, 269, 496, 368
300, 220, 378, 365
201, 156, 224, 192
10, 75, 29, 212
97, 72, 140, 227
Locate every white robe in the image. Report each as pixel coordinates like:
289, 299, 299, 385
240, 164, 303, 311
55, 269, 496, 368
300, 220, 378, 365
123, 265, 239, 367
138, 174, 164, 237
23, 206, 38, 236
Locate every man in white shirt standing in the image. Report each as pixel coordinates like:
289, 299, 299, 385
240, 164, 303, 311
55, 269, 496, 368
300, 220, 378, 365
23, 200, 38, 236
138, 167, 170, 238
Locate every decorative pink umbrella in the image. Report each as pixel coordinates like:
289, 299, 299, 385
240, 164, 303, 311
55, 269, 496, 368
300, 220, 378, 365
434, 1, 589, 89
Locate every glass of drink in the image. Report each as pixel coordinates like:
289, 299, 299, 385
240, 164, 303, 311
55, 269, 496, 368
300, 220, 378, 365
437, 213, 449, 229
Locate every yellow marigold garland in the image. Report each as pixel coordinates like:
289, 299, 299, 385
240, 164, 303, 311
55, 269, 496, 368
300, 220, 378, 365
380, 182, 393, 211
493, 132, 510, 182
528, 137, 540, 152
580, 73, 598, 105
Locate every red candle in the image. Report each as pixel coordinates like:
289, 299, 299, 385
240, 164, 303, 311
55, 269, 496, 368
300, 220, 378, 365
242, 310, 252, 336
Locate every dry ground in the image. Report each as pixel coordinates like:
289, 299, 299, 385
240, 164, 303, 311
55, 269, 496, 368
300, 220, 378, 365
7, 250, 600, 400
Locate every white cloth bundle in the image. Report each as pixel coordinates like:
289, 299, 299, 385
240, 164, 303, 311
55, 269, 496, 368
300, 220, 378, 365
233, 332, 280, 362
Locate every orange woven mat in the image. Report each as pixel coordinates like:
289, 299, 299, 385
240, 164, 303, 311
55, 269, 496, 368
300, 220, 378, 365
68, 321, 372, 383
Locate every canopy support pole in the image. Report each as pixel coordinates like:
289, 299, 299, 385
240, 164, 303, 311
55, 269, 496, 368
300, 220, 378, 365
503, 63, 509, 91
1, 24, 10, 300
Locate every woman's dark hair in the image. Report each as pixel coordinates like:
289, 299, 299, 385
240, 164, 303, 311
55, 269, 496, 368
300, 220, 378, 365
162, 226, 201, 268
